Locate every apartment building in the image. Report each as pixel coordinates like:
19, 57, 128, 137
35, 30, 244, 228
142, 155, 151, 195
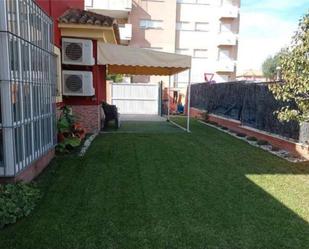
85, 0, 240, 89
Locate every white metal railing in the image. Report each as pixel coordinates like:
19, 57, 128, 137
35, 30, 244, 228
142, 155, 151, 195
85, 0, 132, 11
220, 6, 239, 18
216, 60, 235, 72
217, 32, 237, 46
119, 23, 132, 41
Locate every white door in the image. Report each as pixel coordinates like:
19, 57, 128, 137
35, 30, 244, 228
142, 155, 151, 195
111, 83, 160, 115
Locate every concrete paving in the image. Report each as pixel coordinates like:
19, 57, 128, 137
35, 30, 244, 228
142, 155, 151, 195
120, 114, 166, 122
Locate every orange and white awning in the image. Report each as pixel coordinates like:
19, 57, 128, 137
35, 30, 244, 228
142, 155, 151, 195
97, 43, 191, 75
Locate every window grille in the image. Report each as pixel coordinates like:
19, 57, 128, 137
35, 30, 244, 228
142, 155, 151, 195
0, 0, 56, 176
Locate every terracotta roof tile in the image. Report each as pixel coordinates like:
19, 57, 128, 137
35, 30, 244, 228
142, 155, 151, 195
58, 8, 120, 44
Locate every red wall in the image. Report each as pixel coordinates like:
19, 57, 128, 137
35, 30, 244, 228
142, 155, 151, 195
35, 0, 107, 106
35, 0, 84, 47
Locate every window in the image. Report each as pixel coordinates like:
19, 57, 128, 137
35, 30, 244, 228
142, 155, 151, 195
176, 48, 190, 56
176, 22, 192, 31
142, 47, 163, 51
177, 0, 210, 4
85, 0, 93, 7
140, 19, 163, 29
195, 22, 209, 31
193, 49, 208, 58
142, 0, 165, 2
0, 0, 56, 176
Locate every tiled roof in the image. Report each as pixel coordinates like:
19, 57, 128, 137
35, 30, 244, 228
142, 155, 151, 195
58, 9, 120, 43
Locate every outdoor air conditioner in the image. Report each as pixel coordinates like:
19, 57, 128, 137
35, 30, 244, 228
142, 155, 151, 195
62, 70, 95, 96
62, 38, 95, 65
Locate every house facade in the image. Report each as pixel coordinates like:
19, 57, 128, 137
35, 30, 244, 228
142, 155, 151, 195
0, 0, 56, 180
0, 0, 121, 182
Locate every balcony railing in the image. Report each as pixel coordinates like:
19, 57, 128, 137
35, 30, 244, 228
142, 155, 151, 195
216, 60, 235, 72
220, 7, 239, 19
85, 0, 132, 12
217, 32, 237, 46
119, 24, 132, 42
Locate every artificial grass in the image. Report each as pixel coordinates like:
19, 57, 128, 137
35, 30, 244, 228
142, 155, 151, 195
0, 119, 309, 249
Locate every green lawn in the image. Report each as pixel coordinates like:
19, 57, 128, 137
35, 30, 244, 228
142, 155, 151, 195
1, 119, 309, 249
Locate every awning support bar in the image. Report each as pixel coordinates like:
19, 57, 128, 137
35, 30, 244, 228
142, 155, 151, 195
187, 69, 191, 133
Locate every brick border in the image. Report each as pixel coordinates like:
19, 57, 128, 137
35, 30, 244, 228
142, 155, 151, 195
0, 149, 55, 183
190, 107, 309, 160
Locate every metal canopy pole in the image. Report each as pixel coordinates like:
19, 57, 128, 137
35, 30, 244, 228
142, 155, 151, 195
167, 75, 171, 121
187, 69, 191, 132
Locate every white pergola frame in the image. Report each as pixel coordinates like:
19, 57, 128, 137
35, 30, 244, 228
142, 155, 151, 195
167, 70, 191, 132
97, 42, 192, 132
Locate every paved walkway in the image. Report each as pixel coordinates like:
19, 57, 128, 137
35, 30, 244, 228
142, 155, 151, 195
120, 114, 166, 122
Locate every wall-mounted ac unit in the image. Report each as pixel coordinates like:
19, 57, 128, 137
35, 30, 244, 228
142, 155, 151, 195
62, 38, 95, 65
62, 70, 95, 96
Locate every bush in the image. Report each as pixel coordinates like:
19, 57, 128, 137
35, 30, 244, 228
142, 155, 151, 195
236, 133, 246, 137
0, 183, 41, 229
221, 126, 228, 130
56, 106, 85, 153
247, 136, 258, 141
257, 140, 269, 146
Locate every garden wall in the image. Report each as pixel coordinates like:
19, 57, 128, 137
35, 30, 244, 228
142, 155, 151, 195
190, 82, 299, 140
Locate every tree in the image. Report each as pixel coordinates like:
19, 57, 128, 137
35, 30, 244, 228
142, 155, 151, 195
262, 54, 280, 80
106, 74, 123, 83
269, 11, 309, 122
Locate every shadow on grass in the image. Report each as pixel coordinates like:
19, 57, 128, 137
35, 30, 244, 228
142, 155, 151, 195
0, 120, 308, 249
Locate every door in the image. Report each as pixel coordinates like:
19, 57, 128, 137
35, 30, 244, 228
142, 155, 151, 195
111, 83, 160, 115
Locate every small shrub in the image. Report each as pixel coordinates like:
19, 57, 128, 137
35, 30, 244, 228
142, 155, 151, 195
0, 183, 41, 229
247, 136, 258, 141
236, 133, 246, 137
221, 126, 228, 130
257, 140, 269, 146
56, 106, 85, 154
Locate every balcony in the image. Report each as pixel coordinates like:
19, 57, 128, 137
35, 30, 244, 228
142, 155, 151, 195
85, 0, 132, 18
220, 7, 239, 19
119, 24, 132, 44
216, 60, 235, 72
217, 32, 237, 46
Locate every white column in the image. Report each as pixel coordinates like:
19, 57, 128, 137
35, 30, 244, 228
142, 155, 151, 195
187, 69, 191, 132
167, 75, 171, 121
0, 0, 15, 176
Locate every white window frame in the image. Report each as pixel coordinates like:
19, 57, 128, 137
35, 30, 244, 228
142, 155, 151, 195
193, 49, 208, 58
139, 19, 163, 30
195, 22, 209, 32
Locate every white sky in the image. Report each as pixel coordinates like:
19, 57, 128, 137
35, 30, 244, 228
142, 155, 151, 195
237, 0, 308, 74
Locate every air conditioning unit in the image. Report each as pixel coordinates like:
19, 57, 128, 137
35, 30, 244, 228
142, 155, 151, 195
62, 70, 95, 96
62, 38, 95, 65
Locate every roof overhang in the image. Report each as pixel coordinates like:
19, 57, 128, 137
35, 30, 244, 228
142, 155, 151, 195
59, 23, 119, 44
97, 43, 191, 75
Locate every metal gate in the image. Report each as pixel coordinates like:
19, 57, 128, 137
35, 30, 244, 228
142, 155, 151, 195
111, 83, 160, 115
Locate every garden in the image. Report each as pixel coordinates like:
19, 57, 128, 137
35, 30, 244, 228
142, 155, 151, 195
0, 119, 308, 249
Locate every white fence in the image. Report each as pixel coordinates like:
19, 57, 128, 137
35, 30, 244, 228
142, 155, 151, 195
111, 83, 160, 115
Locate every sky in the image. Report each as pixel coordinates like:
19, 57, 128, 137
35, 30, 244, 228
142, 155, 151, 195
237, 0, 309, 73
